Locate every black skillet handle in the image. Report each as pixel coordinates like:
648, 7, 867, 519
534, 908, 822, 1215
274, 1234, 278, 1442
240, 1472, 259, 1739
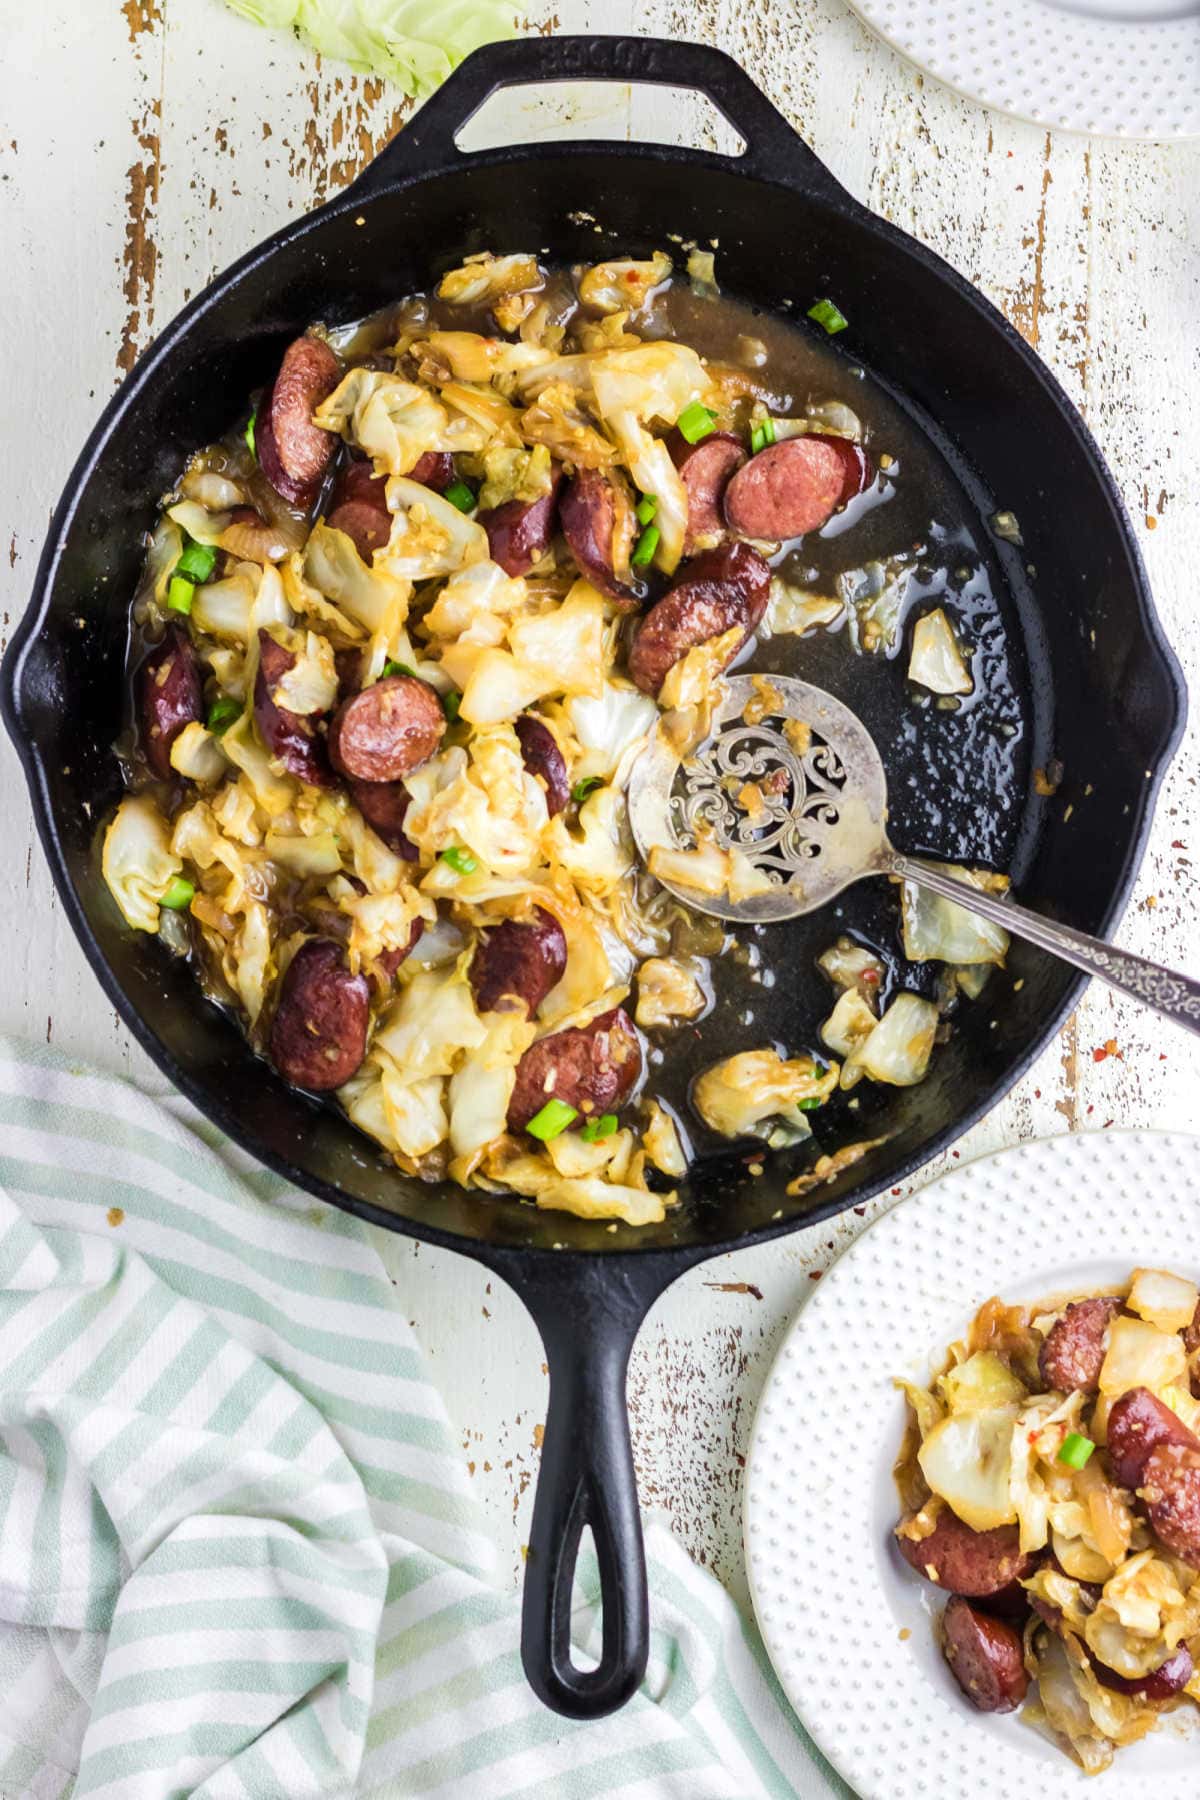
343, 34, 849, 202
500, 1252, 669, 1719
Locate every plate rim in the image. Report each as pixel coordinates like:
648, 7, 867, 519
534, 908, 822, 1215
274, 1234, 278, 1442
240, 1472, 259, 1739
743, 1127, 1200, 1800
844, 0, 1200, 141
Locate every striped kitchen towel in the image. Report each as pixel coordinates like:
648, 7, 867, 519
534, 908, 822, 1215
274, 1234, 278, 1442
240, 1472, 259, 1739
0, 1038, 850, 1800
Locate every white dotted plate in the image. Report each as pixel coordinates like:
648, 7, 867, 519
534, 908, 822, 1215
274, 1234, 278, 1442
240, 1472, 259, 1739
846, 0, 1200, 139
744, 1131, 1200, 1800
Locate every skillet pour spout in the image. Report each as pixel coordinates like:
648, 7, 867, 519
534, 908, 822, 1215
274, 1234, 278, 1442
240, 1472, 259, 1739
1, 34, 1184, 1718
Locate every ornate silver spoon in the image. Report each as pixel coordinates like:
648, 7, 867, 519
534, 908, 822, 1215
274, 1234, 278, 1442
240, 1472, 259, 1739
627, 672, 1200, 1038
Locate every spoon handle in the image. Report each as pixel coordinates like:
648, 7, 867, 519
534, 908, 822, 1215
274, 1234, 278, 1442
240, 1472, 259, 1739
890, 854, 1200, 1040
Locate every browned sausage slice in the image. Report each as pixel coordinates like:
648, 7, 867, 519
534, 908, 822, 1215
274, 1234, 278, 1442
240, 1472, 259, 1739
254, 630, 335, 788
328, 675, 445, 783
1105, 1386, 1198, 1489
507, 1006, 642, 1133
327, 500, 392, 565
560, 467, 643, 607
348, 779, 419, 859
895, 1510, 1036, 1596
471, 909, 568, 1018
1039, 1296, 1123, 1394
667, 428, 747, 554
941, 1596, 1028, 1713
723, 435, 848, 541
627, 541, 771, 697
479, 469, 564, 578
268, 939, 369, 1091
140, 625, 202, 780
1142, 1442, 1200, 1565
817, 435, 873, 509
257, 336, 342, 508
514, 714, 569, 815
1093, 1644, 1194, 1700
409, 451, 455, 492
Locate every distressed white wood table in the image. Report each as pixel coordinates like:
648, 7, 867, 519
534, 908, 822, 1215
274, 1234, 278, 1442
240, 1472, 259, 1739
3, 0, 1198, 1618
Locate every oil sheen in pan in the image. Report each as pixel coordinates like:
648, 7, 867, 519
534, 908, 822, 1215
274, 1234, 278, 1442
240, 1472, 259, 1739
631, 284, 1033, 1162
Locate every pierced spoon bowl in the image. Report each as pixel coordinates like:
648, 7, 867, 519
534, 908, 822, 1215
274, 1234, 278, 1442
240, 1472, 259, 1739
627, 673, 1200, 1036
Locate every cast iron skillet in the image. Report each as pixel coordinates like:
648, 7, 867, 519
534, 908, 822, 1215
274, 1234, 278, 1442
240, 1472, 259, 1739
2, 35, 1184, 1719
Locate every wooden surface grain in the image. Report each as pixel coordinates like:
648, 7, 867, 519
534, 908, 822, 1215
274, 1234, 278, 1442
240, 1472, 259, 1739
2, 0, 1198, 1608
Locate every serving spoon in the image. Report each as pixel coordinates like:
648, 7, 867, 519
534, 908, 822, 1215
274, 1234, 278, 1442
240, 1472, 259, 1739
627, 673, 1200, 1038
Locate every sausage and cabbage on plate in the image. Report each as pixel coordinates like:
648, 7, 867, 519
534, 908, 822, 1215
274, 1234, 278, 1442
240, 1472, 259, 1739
895, 1268, 1200, 1773
102, 248, 1013, 1225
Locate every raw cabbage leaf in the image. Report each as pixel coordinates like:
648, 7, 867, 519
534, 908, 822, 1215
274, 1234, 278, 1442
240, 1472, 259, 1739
223, 0, 517, 100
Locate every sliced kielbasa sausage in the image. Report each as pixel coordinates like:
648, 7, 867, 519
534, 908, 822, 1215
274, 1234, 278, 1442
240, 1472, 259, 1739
560, 467, 643, 606
515, 714, 569, 815
140, 624, 202, 780
1093, 1644, 1194, 1700
1142, 1442, 1200, 1565
327, 460, 392, 564
479, 468, 564, 578
941, 1596, 1028, 1713
269, 939, 369, 1091
895, 1510, 1036, 1597
254, 630, 335, 788
507, 1006, 642, 1133
471, 909, 567, 1018
348, 779, 419, 859
257, 336, 342, 508
328, 500, 391, 564
328, 674, 445, 783
1039, 1296, 1123, 1394
723, 434, 849, 541
820, 435, 873, 509
1105, 1386, 1198, 1489
667, 428, 747, 554
409, 451, 455, 492
627, 541, 771, 697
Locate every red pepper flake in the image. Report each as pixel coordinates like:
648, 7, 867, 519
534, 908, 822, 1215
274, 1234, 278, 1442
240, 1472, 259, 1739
853, 1205, 867, 1216
808, 1270, 822, 1281
1092, 1038, 1123, 1063
862, 969, 880, 984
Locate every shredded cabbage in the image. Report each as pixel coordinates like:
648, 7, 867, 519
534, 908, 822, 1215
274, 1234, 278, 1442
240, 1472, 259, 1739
102, 797, 182, 934
692, 1049, 837, 1140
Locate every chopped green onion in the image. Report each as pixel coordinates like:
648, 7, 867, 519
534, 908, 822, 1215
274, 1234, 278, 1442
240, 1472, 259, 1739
798, 1097, 824, 1112
571, 776, 603, 805
382, 660, 418, 680
676, 401, 717, 445
635, 493, 658, 527
439, 846, 477, 876
443, 690, 462, 722
166, 575, 195, 615
244, 411, 257, 458
581, 1113, 618, 1143
526, 1098, 579, 1141
632, 524, 660, 567
808, 298, 849, 335
443, 480, 476, 514
160, 876, 195, 911
206, 697, 241, 736
1058, 1432, 1095, 1469
177, 540, 217, 583
750, 417, 777, 455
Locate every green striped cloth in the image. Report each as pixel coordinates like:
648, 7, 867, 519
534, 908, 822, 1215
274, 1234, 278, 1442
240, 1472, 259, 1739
0, 1038, 849, 1799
